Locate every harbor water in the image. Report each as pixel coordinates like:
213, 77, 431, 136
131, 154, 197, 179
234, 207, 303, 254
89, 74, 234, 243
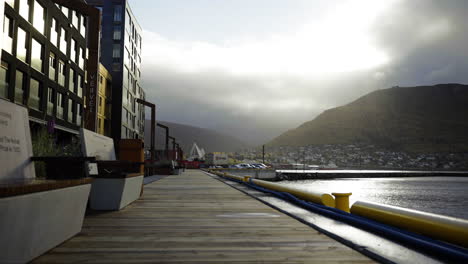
280, 177, 468, 220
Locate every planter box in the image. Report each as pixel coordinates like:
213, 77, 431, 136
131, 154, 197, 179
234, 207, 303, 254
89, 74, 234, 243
0, 184, 91, 263
89, 174, 144, 210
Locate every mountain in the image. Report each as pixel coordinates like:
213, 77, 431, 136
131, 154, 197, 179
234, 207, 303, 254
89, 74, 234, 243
268, 84, 468, 152
144, 120, 250, 153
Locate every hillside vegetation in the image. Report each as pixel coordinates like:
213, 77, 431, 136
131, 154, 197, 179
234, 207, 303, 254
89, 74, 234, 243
268, 84, 468, 152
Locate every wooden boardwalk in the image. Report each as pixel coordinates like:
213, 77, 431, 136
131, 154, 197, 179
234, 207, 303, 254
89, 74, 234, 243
34, 170, 375, 263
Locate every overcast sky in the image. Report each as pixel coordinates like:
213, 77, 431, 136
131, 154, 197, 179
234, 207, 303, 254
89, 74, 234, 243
129, 0, 468, 145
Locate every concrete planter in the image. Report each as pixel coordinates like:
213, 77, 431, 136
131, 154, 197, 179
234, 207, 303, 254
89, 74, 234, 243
0, 184, 91, 264
89, 175, 144, 210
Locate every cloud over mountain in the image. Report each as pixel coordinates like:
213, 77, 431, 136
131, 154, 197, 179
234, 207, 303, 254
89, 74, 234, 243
139, 0, 468, 145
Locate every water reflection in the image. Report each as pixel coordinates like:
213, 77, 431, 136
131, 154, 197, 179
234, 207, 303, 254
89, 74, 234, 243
280, 177, 468, 220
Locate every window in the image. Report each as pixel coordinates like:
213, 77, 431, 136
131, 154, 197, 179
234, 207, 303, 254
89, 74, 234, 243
70, 38, 76, 62
47, 87, 54, 115
76, 104, 81, 125
56, 92, 63, 119
68, 99, 73, 121
0, 61, 9, 99
78, 47, 85, 70
114, 5, 122, 22
48, 52, 56, 80
113, 25, 121, 40
112, 44, 121, 58
77, 74, 83, 97
58, 60, 65, 86
31, 38, 43, 72
6, 0, 14, 7
60, 27, 67, 55
33, 0, 45, 34
60, 6, 69, 18
17, 27, 28, 62
125, 11, 131, 32
68, 68, 75, 92
28, 78, 41, 111
15, 71, 25, 103
50, 18, 58, 47
19, 0, 30, 20
123, 67, 129, 88
72, 11, 79, 29
80, 16, 86, 37
3, 15, 13, 54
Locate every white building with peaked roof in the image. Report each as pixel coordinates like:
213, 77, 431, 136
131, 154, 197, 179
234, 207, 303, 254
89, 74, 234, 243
188, 142, 205, 161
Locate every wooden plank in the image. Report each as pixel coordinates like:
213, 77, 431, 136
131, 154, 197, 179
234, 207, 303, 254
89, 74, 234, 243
33, 170, 375, 263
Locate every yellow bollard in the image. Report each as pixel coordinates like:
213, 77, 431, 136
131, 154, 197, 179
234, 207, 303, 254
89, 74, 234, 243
332, 192, 352, 212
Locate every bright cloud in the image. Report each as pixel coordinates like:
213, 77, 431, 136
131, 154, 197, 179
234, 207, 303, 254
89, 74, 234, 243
143, 0, 397, 77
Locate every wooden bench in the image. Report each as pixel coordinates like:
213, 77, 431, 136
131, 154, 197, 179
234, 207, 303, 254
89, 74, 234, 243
80, 128, 144, 210
0, 100, 92, 263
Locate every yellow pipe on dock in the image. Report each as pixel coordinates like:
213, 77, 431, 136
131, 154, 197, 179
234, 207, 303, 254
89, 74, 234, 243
351, 201, 468, 248
250, 179, 335, 207
210, 170, 335, 207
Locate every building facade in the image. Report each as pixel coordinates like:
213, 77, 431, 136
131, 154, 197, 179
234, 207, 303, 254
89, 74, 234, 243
97, 63, 111, 136
87, 0, 144, 142
1, 0, 88, 139
205, 152, 229, 166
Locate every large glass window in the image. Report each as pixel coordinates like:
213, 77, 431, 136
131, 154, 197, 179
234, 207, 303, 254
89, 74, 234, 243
112, 44, 121, 58
33, 0, 45, 34
50, 18, 58, 47
47, 87, 54, 115
80, 16, 86, 37
125, 11, 131, 32
17, 27, 28, 62
19, 0, 30, 20
28, 78, 41, 111
58, 60, 65, 86
123, 67, 129, 88
113, 25, 121, 40
77, 74, 83, 97
78, 47, 85, 70
3, 15, 13, 54
60, 6, 69, 18
68, 98, 73, 121
59, 27, 67, 54
15, 71, 25, 103
70, 38, 76, 62
31, 38, 43, 72
0, 61, 9, 99
56, 92, 63, 119
72, 11, 79, 29
68, 68, 75, 92
114, 5, 122, 22
76, 104, 81, 125
48, 52, 56, 80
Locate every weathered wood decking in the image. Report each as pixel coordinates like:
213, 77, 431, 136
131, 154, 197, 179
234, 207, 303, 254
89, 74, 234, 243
33, 170, 375, 263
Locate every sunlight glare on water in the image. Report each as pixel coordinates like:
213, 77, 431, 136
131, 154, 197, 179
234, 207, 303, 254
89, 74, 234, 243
280, 177, 468, 220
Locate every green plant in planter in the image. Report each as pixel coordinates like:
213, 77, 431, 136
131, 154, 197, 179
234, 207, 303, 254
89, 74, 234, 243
32, 128, 58, 178
32, 127, 83, 178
